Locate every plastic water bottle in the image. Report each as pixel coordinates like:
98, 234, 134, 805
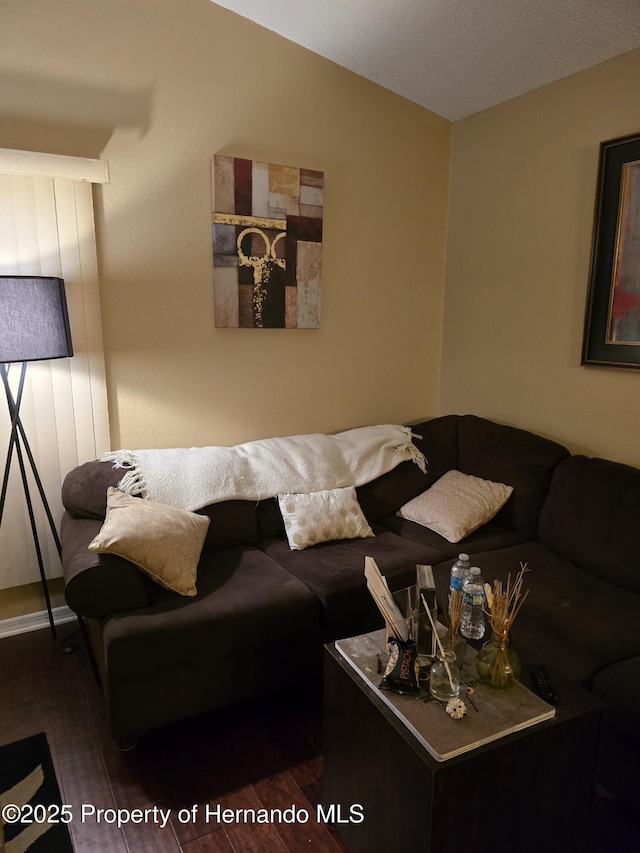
461, 567, 486, 640
449, 553, 471, 594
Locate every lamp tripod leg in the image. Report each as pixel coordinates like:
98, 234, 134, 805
13, 437, 57, 640
1, 363, 68, 647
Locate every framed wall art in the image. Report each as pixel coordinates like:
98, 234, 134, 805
583, 132, 640, 368
211, 155, 323, 329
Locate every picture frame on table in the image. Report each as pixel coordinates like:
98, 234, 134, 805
583, 132, 640, 369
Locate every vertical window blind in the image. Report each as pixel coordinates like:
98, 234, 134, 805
0, 149, 110, 589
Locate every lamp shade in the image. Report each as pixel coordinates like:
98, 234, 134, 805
0, 276, 73, 363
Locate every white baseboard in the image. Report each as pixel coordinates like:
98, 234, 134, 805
0, 605, 77, 640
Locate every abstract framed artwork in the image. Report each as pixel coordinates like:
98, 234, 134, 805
583, 132, 640, 368
211, 155, 323, 328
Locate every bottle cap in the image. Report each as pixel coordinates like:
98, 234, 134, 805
470, 567, 481, 575
459, 553, 469, 561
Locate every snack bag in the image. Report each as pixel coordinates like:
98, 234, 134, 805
380, 637, 421, 694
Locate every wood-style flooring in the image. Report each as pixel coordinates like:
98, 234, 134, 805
1, 623, 639, 852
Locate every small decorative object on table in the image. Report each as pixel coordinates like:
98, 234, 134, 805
429, 648, 461, 702
445, 697, 467, 719
419, 590, 465, 715
476, 563, 529, 689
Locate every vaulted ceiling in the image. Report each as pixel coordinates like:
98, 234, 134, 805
211, 0, 640, 120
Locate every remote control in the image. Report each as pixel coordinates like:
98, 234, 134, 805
531, 664, 559, 704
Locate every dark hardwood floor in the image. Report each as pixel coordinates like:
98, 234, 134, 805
1, 624, 639, 852
1, 624, 347, 852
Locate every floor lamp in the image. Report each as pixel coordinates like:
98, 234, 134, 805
0, 275, 74, 641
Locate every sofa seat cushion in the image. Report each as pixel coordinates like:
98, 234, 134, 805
379, 514, 524, 559
538, 455, 640, 594
100, 546, 322, 678
260, 525, 449, 641
591, 657, 640, 748
100, 627, 323, 744
434, 541, 640, 687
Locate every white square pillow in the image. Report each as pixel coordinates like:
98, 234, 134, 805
88, 487, 210, 595
278, 486, 374, 551
396, 470, 513, 543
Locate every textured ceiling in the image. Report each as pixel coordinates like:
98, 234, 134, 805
211, 0, 640, 120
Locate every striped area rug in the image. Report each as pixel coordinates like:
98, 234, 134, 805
0, 733, 72, 853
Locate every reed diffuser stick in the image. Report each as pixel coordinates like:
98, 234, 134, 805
448, 589, 463, 639
421, 592, 454, 689
484, 563, 529, 641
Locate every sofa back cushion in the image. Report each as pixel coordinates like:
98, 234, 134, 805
256, 497, 287, 540
62, 460, 260, 552
356, 415, 459, 522
538, 455, 640, 594
197, 500, 259, 551
456, 415, 570, 538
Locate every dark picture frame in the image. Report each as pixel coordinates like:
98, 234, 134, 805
583, 132, 640, 369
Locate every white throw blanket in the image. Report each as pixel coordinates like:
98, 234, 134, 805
101, 424, 427, 511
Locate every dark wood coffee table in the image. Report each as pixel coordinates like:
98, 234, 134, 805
322, 631, 602, 853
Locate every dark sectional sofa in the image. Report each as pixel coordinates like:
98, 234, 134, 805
60, 414, 640, 809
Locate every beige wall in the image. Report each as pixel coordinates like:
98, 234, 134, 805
441, 50, 640, 467
1, 0, 450, 618
3, 0, 450, 451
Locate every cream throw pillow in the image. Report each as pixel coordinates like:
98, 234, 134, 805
88, 487, 210, 596
397, 470, 513, 543
278, 486, 374, 551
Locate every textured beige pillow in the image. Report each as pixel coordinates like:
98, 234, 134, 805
278, 486, 374, 551
88, 487, 210, 595
397, 470, 513, 543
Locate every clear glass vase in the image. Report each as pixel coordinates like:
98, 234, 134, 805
429, 649, 460, 702
476, 632, 521, 689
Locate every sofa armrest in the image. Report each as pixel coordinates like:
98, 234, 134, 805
61, 512, 150, 619
591, 657, 640, 748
